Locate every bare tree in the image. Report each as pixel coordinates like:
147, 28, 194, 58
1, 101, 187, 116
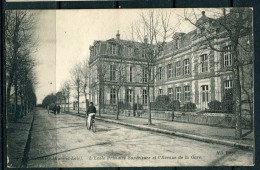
61, 80, 71, 112
71, 63, 83, 114
131, 10, 176, 125
183, 8, 253, 138
79, 59, 90, 115
5, 10, 38, 120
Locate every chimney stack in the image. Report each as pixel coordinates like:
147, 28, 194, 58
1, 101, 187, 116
202, 11, 205, 17
116, 30, 120, 40
144, 35, 148, 44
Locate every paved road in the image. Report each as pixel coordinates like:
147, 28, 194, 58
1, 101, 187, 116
27, 108, 253, 167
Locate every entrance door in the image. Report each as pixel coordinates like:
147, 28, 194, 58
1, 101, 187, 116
201, 85, 209, 110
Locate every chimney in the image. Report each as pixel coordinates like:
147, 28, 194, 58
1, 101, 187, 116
116, 30, 120, 40
144, 35, 148, 44
202, 11, 206, 17
222, 8, 226, 16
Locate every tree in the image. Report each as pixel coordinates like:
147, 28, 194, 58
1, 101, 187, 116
42, 93, 56, 108
79, 59, 90, 115
131, 10, 176, 124
71, 63, 83, 114
61, 80, 71, 112
184, 8, 253, 138
5, 10, 38, 120
56, 91, 63, 105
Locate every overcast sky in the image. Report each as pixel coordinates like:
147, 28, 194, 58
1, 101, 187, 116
34, 8, 224, 104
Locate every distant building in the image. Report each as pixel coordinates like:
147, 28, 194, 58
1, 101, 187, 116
89, 10, 253, 112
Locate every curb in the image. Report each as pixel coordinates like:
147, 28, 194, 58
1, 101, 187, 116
96, 117, 254, 151
63, 111, 253, 151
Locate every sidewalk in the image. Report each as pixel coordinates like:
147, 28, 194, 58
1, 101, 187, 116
66, 110, 254, 150
6, 110, 35, 168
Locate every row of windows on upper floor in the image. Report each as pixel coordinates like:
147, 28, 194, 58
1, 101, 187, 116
158, 47, 232, 80
90, 44, 157, 58
90, 45, 232, 83
105, 50, 232, 83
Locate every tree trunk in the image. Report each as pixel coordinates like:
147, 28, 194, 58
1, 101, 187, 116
147, 65, 152, 125
98, 83, 102, 116
85, 93, 88, 115
68, 98, 70, 112
234, 66, 242, 139
147, 84, 152, 125
116, 90, 119, 120
25, 99, 28, 115
6, 79, 13, 113
20, 95, 24, 118
77, 91, 80, 114
14, 78, 18, 122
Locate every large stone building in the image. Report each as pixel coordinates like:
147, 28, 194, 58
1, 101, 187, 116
89, 10, 253, 113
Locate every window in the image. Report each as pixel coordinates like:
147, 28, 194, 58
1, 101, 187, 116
110, 89, 116, 104
175, 61, 181, 77
110, 65, 116, 81
224, 45, 232, 67
142, 89, 147, 105
176, 87, 181, 101
129, 66, 133, 82
94, 46, 99, 56
176, 38, 180, 49
183, 59, 190, 75
224, 80, 233, 93
201, 85, 209, 102
184, 86, 190, 102
142, 49, 147, 58
127, 47, 133, 56
126, 89, 132, 103
200, 54, 208, 73
168, 88, 173, 99
142, 68, 148, 83
224, 80, 233, 89
167, 64, 173, 78
110, 44, 116, 55
159, 67, 163, 80
159, 89, 163, 95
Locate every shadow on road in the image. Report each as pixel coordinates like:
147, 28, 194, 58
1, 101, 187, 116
32, 125, 80, 132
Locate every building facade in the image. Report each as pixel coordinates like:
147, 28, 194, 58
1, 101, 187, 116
89, 10, 253, 112
89, 32, 156, 111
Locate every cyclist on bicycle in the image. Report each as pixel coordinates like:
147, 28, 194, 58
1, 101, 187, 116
86, 102, 96, 130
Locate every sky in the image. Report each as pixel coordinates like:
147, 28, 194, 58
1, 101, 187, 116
34, 8, 224, 104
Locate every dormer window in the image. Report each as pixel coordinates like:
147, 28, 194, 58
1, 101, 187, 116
110, 44, 116, 55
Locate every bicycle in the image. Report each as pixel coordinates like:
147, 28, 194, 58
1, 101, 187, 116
86, 113, 96, 133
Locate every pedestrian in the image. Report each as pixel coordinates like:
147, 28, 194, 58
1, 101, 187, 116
57, 105, 61, 114
54, 105, 57, 115
47, 105, 50, 114
171, 110, 175, 121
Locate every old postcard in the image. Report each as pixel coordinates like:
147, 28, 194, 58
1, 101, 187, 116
5, 8, 254, 167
